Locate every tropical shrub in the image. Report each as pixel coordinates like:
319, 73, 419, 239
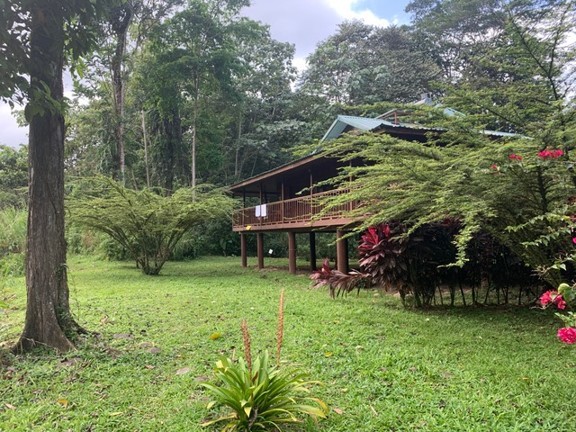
311, 221, 538, 307
202, 351, 327, 431
540, 283, 576, 344
68, 178, 235, 275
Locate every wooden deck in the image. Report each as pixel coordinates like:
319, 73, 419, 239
232, 190, 359, 232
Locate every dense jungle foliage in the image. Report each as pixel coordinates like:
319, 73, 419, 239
1, 0, 575, 301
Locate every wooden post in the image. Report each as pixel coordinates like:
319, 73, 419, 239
259, 183, 263, 227
242, 190, 246, 226
240, 233, 247, 268
309, 232, 317, 271
336, 229, 348, 273
288, 231, 297, 274
281, 180, 285, 223
257, 232, 264, 269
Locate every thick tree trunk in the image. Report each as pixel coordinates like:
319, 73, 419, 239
14, 3, 78, 353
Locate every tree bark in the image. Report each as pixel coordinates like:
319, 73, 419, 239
141, 110, 151, 188
111, 4, 133, 185
14, 3, 78, 353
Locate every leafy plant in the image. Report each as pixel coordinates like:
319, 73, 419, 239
68, 178, 235, 275
0, 207, 27, 277
201, 291, 328, 431
358, 223, 409, 293
356, 222, 454, 306
201, 351, 327, 431
310, 258, 369, 298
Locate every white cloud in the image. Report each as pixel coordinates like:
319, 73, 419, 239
243, 0, 391, 72
0, 103, 27, 148
322, 0, 391, 27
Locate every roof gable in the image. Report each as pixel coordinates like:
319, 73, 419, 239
321, 115, 392, 142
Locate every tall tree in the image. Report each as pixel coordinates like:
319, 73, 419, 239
227, 22, 300, 181
299, 21, 439, 105
69, 0, 181, 184
0, 0, 114, 352
406, 0, 507, 83
110, 2, 134, 184
139, 0, 252, 190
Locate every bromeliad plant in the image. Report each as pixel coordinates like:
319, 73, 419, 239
201, 291, 328, 431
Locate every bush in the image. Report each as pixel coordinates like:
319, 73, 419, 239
0, 207, 27, 277
69, 179, 235, 275
356, 222, 538, 307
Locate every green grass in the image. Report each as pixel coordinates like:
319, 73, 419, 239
1, 256, 575, 431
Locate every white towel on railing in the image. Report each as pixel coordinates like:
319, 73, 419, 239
255, 204, 267, 218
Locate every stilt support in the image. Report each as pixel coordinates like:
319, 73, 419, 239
288, 232, 297, 274
309, 232, 317, 271
257, 232, 264, 269
336, 229, 349, 273
240, 233, 247, 267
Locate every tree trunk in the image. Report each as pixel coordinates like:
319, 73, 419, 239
191, 76, 200, 196
111, 4, 133, 185
141, 110, 151, 188
14, 3, 79, 353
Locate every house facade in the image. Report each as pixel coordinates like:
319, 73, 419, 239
229, 108, 433, 274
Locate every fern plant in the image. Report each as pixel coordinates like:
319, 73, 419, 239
201, 291, 328, 431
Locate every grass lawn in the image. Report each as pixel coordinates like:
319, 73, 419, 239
1, 256, 575, 431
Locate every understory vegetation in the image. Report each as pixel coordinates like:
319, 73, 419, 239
1, 257, 575, 431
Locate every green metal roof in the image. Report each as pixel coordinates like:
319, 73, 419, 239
320, 114, 438, 142
321, 115, 389, 141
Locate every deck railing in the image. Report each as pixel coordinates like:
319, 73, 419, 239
233, 189, 359, 230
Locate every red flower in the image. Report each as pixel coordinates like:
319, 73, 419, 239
490, 163, 499, 170
540, 290, 569, 309
508, 153, 523, 161
557, 327, 576, 344
572, 237, 576, 245
538, 149, 564, 159
555, 295, 567, 310
382, 224, 391, 238
540, 290, 555, 306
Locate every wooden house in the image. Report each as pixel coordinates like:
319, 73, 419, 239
230, 103, 516, 273
229, 107, 437, 274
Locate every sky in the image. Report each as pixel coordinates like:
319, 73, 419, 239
0, 0, 411, 148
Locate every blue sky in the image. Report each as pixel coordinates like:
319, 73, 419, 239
353, 0, 410, 22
